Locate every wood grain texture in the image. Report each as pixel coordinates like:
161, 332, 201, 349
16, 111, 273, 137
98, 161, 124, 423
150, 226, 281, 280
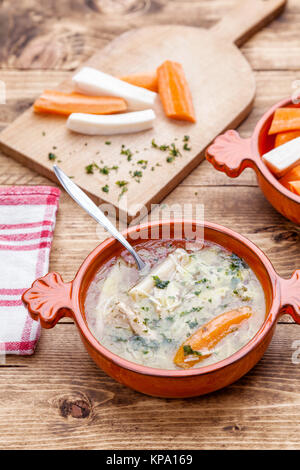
0, 0, 299, 450
1, 323, 300, 450
0, 0, 298, 71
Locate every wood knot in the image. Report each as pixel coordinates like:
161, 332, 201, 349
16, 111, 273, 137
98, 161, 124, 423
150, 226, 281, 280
274, 230, 299, 243
86, 0, 151, 15
59, 398, 91, 419
223, 424, 243, 432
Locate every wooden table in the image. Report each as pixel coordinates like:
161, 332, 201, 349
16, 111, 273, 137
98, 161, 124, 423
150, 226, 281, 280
0, 0, 299, 450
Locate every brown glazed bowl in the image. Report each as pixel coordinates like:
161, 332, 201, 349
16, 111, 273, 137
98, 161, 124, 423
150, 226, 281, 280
22, 220, 300, 398
206, 97, 300, 224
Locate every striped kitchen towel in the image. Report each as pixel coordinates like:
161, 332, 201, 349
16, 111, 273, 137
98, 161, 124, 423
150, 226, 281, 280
0, 186, 60, 355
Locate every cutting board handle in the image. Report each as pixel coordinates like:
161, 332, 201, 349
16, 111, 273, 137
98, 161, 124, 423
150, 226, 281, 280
211, 0, 287, 47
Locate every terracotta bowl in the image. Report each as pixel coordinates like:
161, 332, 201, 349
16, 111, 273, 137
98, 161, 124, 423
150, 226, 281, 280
22, 220, 300, 398
206, 97, 300, 224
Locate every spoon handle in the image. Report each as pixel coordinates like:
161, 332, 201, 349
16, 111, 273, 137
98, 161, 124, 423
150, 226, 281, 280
53, 165, 146, 271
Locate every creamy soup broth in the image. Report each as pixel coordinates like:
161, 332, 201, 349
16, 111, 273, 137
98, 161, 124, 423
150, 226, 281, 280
85, 240, 266, 370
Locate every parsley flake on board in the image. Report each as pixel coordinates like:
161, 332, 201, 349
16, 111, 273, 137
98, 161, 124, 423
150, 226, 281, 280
85, 162, 118, 175
99, 166, 110, 175
132, 170, 142, 179
120, 145, 133, 161
183, 143, 191, 151
116, 180, 129, 199
116, 180, 128, 187
85, 163, 94, 174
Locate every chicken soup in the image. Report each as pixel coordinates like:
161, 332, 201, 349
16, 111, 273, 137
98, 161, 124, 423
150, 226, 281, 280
85, 240, 265, 370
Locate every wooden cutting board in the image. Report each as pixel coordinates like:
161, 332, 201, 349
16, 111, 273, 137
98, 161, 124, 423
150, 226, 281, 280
0, 0, 286, 221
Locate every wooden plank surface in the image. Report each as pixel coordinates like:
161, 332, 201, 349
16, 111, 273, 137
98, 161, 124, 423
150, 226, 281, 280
1, 323, 300, 450
0, 0, 299, 450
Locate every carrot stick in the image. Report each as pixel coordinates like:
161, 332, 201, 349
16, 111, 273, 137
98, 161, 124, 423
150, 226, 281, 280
174, 307, 252, 369
34, 90, 127, 116
157, 60, 196, 123
120, 73, 158, 92
288, 180, 300, 196
275, 130, 300, 147
269, 108, 300, 135
279, 164, 300, 189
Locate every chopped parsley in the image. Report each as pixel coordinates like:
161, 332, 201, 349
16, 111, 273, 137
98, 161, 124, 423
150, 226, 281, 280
166, 315, 174, 322
183, 345, 202, 357
186, 319, 199, 329
131, 170, 142, 180
85, 163, 94, 174
230, 253, 248, 272
99, 166, 110, 175
233, 286, 251, 301
161, 333, 172, 343
116, 181, 128, 199
152, 275, 170, 289
85, 162, 118, 175
105, 141, 111, 145
151, 139, 168, 151
180, 306, 203, 317
116, 180, 128, 187
48, 152, 57, 161
102, 184, 109, 193
151, 139, 182, 163
119, 186, 128, 198
159, 144, 169, 151
151, 139, 158, 148
169, 143, 181, 158
137, 160, 148, 169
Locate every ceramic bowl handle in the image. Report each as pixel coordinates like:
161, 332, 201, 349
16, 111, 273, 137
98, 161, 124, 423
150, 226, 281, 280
22, 272, 74, 329
206, 129, 259, 177
279, 270, 300, 323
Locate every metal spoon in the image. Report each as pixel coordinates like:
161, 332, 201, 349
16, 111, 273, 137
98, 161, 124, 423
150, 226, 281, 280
53, 165, 146, 271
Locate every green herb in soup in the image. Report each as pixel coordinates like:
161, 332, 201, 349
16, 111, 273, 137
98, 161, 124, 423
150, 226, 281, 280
85, 241, 265, 370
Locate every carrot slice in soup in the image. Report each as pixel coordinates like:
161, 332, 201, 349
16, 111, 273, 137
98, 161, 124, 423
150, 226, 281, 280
157, 60, 196, 123
269, 108, 300, 135
279, 165, 300, 189
288, 180, 300, 196
275, 130, 300, 147
174, 307, 252, 369
120, 73, 158, 92
34, 90, 127, 116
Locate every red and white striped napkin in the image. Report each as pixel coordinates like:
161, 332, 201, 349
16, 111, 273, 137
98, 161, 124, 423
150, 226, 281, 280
0, 186, 60, 355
